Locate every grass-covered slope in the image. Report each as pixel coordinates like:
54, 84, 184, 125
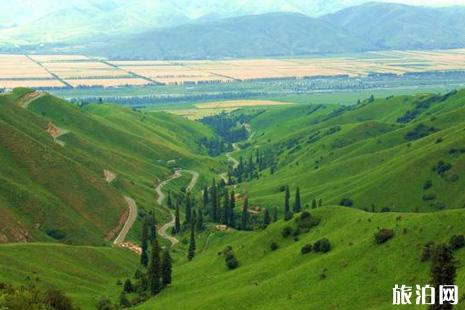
237, 90, 465, 212
0, 88, 219, 244
0, 243, 137, 308
137, 207, 465, 310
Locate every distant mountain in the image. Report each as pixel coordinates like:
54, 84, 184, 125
322, 2, 465, 50
0, 0, 367, 46
90, 2, 465, 59
90, 12, 370, 59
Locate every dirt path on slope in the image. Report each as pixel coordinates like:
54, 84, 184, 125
156, 169, 199, 247
113, 196, 138, 246
18, 91, 45, 108
220, 143, 240, 183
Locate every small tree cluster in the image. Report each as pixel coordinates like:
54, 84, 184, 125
374, 228, 394, 244
222, 246, 239, 270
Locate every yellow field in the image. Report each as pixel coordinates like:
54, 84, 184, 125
2, 49, 465, 89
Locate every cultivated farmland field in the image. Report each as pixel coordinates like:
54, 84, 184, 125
3, 49, 465, 89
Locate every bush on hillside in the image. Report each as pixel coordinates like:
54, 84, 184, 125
339, 198, 354, 207
374, 228, 394, 244
423, 180, 432, 190
449, 235, 465, 251
420, 241, 435, 262
313, 238, 331, 253
223, 246, 239, 270
404, 124, 437, 141
422, 194, 436, 201
301, 244, 312, 255
433, 160, 452, 176
46, 229, 67, 240
295, 211, 320, 232
270, 241, 279, 251
281, 226, 293, 238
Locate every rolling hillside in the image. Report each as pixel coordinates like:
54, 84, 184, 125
231, 90, 465, 213
136, 206, 465, 309
0, 88, 219, 245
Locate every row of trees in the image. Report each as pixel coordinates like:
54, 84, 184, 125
229, 149, 277, 184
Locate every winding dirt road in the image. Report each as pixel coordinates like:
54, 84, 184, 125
113, 196, 138, 245
220, 143, 240, 182
156, 169, 199, 247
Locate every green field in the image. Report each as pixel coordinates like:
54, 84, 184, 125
2, 86, 465, 309
136, 206, 465, 309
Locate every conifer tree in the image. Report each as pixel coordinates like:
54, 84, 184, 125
311, 199, 317, 209
147, 212, 157, 243
185, 192, 192, 224
167, 190, 172, 209
230, 191, 236, 227
148, 239, 162, 295
196, 209, 204, 231
211, 180, 218, 221
123, 279, 133, 293
273, 206, 278, 222
293, 187, 302, 213
241, 197, 249, 230
187, 223, 196, 261
318, 199, 323, 207
141, 217, 149, 266
263, 208, 271, 227
223, 191, 230, 225
161, 249, 172, 286
430, 244, 456, 310
174, 202, 181, 234
203, 185, 209, 208
284, 186, 292, 220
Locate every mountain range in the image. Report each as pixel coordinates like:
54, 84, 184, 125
3, 2, 465, 59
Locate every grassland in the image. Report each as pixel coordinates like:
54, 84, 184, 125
136, 206, 465, 309
0, 243, 137, 308
0, 88, 220, 244
227, 90, 465, 213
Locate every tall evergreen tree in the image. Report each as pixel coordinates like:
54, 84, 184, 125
311, 199, 317, 209
147, 212, 157, 243
203, 185, 209, 208
187, 223, 196, 261
211, 180, 218, 221
174, 202, 181, 234
147, 239, 162, 295
161, 249, 172, 286
196, 209, 204, 231
430, 245, 456, 310
293, 187, 302, 212
241, 197, 249, 230
263, 208, 271, 227
284, 186, 292, 220
167, 190, 173, 209
141, 217, 149, 266
272, 206, 278, 222
185, 192, 192, 224
230, 190, 236, 227
223, 190, 230, 225
318, 199, 323, 207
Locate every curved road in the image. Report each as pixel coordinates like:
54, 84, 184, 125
220, 143, 240, 182
113, 196, 138, 245
156, 169, 199, 247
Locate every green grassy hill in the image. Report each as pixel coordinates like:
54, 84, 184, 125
136, 206, 465, 309
0, 88, 219, 245
0, 243, 137, 308
234, 90, 465, 213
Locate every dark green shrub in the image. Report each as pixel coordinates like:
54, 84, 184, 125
295, 211, 320, 231
423, 180, 432, 190
339, 198, 353, 207
223, 246, 239, 270
313, 238, 331, 253
433, 160, 452, 176
420, 241, 435, 262
281, 226, 293, 238
374, 228, 394, 244
422, 194, 436, 201
449, 235, 465, 251
270, 241, 279, 251
301, 244, 312, 254
46, 229, 66, 240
